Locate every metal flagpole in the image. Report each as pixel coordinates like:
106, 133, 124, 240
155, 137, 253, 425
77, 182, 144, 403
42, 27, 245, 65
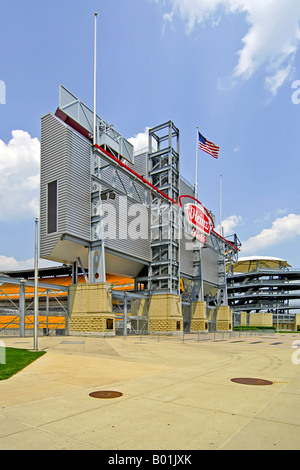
219, 174, 223, 237
33, 217, 39, 350
195, 126, 199, 198
93, 12, 97, 146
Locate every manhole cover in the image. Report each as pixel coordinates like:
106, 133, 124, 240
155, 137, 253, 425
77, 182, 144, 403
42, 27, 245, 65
231, 377, 273, 386
89, 391, 123, 399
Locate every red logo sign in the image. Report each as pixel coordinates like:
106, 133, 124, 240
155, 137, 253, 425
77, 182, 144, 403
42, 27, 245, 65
185, 203, 212, 236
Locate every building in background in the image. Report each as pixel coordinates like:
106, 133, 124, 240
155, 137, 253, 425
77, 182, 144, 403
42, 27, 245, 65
227, 256, 300, 330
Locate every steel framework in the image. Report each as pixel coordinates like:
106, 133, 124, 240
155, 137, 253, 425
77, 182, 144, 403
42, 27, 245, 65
0, 276, 69, 336
227, 258, 300, 327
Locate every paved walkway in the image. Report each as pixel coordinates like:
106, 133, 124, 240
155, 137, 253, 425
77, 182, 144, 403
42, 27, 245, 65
0, 332, 300, 450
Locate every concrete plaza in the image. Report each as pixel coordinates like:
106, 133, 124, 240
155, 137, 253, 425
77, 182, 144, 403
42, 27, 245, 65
0, 332, 299, 450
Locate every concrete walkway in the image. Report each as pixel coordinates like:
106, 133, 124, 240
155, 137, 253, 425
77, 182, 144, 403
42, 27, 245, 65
0, 332, 300, 450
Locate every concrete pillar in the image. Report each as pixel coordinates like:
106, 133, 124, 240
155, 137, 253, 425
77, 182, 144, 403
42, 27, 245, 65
240, 311, 247, 326
68, 282, 114, 335
190, 301, 208, 331
148, 293, 182, 333
217, 305, 232, 331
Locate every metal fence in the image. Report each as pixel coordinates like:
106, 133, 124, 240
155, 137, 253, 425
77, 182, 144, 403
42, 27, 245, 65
119, 329, 276, 343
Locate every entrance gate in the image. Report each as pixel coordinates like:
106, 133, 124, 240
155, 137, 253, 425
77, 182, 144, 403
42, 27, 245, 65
112, 290, 149, 336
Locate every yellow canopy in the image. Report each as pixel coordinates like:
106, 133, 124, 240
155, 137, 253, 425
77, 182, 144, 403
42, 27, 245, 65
230, 256, 291, 273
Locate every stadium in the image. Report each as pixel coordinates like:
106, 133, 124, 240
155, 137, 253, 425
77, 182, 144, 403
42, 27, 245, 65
0, 84, 240, 337
227, 256, 300, 331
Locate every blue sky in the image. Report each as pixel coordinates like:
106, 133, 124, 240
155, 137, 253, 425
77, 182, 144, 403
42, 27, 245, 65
1, 0, 300, 270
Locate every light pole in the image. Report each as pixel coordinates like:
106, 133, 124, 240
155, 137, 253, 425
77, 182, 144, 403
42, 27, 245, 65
34, 217, 39, 350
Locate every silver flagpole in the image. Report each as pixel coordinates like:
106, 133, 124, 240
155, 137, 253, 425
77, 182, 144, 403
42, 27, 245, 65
220, 174, 223, 237
195, 126, 199, 198
33, 217, 39, 350
93, 12, 97, 146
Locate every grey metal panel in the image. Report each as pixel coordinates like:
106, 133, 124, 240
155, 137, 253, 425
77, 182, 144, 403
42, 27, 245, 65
40, 113, 68, 259
179, 210, 197, 277
132, 152, 147, 178
65, 128, 91, 239
120, 138, 134, 164
180, 234, 194, 276
180, 178, 194, 198
40, 113, 91, 262
104, 194, 152, 264
201, 247, 219, 286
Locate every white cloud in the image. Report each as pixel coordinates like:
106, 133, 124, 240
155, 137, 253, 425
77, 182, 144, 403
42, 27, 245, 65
128, 128, 149, 153
0, 255, 34, 271
0, 130, 40, 221
0, 255, 59, 272
241, 213, 300, 254
157, 0, 300, 94
128, 127, 158, 154
216, 214, 243, 235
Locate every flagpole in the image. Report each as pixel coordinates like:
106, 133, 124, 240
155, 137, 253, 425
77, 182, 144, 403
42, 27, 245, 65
93, 12, 98, 146
33, 217, 39, 350
195, 126, 199, 198
219, 174, 223, 236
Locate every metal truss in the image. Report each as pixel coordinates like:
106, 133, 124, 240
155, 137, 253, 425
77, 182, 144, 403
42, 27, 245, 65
148, 122, 181, 295
0, 276, 69, 336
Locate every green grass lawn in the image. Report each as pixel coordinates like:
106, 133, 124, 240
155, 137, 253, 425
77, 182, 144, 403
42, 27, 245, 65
0, 347, 46, 380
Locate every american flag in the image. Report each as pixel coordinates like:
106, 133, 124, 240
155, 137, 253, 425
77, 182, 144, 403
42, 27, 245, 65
198, 131, 219, 159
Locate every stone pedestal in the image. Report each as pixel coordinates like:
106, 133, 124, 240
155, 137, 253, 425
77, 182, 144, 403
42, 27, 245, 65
148, 293, 182, 333
217, 306, 232, 331
190, 301, 208, 331
69, 283, 114, 335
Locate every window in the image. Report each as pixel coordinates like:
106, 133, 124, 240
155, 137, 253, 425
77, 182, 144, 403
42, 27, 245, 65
106, 318, 114, 330
47, 180, 57, 233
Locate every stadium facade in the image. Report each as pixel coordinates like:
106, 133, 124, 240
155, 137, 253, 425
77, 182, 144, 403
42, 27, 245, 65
227, 256, 300, 331
38, 85, 240, 336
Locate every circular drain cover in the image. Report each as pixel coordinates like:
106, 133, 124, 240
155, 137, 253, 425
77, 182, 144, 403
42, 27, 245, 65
89, 391, 123, 399
231, 377, 273, 386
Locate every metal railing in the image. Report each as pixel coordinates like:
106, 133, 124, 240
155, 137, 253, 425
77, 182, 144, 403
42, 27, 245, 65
119, 329, 276, 343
